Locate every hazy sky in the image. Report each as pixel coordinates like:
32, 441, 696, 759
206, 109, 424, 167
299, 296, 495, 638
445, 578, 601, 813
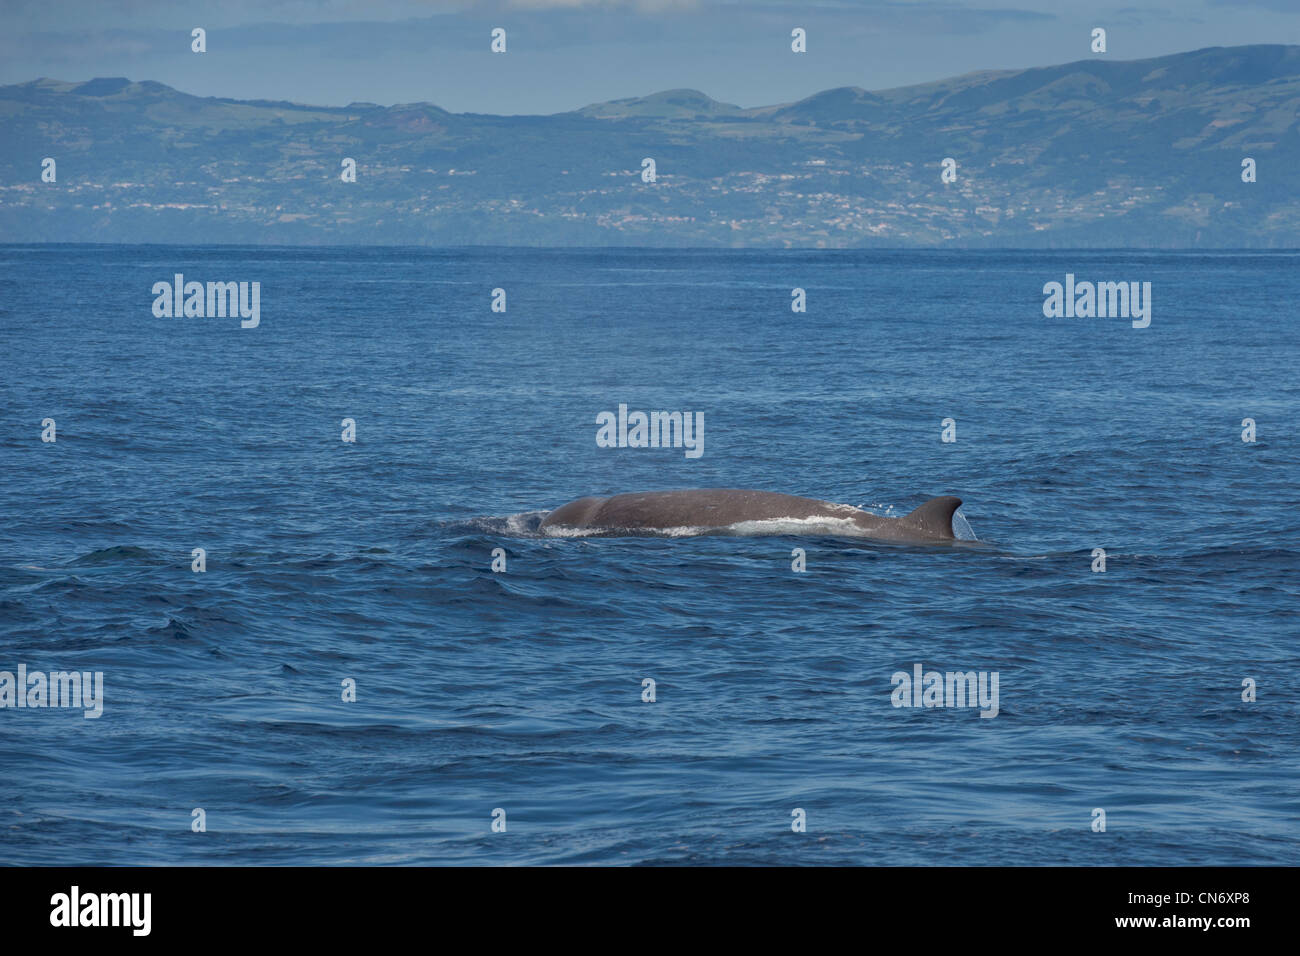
2, 0, 1297, 113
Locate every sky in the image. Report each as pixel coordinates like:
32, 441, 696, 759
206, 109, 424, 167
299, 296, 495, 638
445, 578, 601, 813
1, 0, 1298, 114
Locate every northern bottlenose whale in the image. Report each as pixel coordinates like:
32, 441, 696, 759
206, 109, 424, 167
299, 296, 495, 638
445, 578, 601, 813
539, 489, 964, 542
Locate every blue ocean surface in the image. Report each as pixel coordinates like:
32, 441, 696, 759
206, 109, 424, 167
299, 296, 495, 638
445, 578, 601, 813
0, 246, 1297, 865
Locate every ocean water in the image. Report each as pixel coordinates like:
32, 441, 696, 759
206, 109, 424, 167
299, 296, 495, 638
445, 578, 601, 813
1, 245, 1297, 866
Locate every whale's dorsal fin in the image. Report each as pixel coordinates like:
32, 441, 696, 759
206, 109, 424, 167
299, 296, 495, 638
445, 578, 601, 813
902, 496, 962, 539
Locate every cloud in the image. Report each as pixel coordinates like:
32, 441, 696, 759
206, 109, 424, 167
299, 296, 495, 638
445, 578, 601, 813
4, 0, 1058, 67
1208, 0, 1300, 11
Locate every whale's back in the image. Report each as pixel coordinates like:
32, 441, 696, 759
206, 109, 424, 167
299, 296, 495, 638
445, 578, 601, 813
539, 488, 963, 541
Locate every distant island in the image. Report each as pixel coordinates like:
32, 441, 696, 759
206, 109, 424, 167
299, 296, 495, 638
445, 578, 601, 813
2, 44, 1298, 247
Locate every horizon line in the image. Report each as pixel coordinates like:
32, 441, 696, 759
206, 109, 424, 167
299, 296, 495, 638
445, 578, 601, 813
7, 242, 1300, 253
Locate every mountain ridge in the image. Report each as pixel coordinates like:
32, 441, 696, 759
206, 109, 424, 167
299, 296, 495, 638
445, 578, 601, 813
15, 43, 1300, 116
